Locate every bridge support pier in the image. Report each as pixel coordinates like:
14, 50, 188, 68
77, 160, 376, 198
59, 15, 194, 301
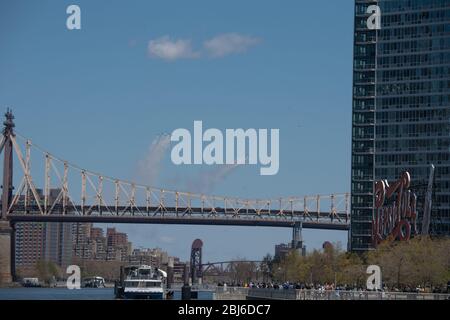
190, 239, 203, 285
291, 222, 305, 256
0, 110, 15, 286
167, 257, 174, 289
181, 264, 191, 300
0, 221, 12, 285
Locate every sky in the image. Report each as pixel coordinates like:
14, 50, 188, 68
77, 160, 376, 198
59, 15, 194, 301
0, 0, 354, 262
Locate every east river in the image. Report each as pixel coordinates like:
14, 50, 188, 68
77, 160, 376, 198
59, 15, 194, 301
0, 288, 213, 300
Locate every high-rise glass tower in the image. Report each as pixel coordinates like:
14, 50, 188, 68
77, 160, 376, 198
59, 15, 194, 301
351, 0, 450, 251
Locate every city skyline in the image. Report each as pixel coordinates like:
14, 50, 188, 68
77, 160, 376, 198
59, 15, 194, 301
0, 0, 449, 307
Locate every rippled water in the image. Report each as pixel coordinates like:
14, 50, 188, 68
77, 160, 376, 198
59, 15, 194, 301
0, 288, 213, 300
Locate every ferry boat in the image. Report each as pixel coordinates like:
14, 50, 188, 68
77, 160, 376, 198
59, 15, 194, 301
115, 265, 167, 299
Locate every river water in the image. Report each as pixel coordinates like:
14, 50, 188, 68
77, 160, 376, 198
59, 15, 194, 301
0, 288, 213, 300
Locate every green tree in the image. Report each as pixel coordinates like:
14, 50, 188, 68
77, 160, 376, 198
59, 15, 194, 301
367, 237, 450, 290
228, 259, 257, 285
35, 260, 61, 286
337, 252, 365, 287
260, 254, 274, 282
268, 237, 449, 290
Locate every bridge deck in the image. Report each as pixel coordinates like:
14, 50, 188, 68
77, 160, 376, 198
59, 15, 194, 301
7, 205, 349, 230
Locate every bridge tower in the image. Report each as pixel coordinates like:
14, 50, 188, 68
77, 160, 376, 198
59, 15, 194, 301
0, 109, 15, 284
291, 222, 305, 256
190, 239, 203, 285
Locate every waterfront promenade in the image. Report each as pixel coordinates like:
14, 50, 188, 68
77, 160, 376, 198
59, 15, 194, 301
1, 286, 449, 300
216, 287, 450, 300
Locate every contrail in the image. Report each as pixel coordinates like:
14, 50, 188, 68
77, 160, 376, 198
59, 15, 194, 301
138, 135, 244, 194
187, 163, 241, 194
137, 133, 171, 186
185, 156, 247, 194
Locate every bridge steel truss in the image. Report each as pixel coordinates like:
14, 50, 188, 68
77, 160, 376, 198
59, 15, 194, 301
202, 260, 264, 276
0, 114, 351, 231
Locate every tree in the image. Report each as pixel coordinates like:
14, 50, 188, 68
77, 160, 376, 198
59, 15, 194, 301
260, 254, 274, 282
35, 260, 61, 286
228, 259, 257, 285
337, 252, 365, 288
72, 257, 123, 281
268, 238, 450, 290
367, 237, 450, 290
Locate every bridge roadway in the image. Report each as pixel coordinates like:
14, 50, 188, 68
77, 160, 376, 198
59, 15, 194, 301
6, 204, 350, 230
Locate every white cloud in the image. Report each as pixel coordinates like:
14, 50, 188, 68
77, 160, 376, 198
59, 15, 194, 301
203, 33, 261, 57
147, 33, 261, 61
148, 36, 199, 60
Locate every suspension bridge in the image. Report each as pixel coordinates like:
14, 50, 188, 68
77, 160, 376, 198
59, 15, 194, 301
0, 110, 350, 284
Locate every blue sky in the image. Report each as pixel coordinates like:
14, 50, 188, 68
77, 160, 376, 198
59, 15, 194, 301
0, 0, 354, 262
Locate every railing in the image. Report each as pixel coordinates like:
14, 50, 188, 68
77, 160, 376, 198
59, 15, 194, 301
170, 283, 217, 291
243, 288, 450, 300
215, 287, 250, 300
296, 290, 450, 300
247, 288, 297, 300
168, 284, 246, 300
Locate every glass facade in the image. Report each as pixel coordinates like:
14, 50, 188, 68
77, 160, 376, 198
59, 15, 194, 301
351, 0, 450, 251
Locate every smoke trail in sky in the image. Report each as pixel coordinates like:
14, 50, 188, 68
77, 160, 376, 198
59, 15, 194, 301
185, 160, 244, 194
138, 134, 244, 194
137, 133, 171, 186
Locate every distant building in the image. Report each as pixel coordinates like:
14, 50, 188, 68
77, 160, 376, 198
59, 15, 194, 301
90, 227, 104, 239
350, 0, 450, 251
106, 228, 132, 261
43, 189, 73, 267
274, 242, 306, 261
72, 223, 92, 260
128, 248, 169, 267
14, 189, 138, 267
172, 258, 188, 283
44, 222, 73, 267
15, 222, 46, 268
15, 188, 73, 269
107, 228, 128, 247
88, 227, 107, 260
274, 243, 290, 261
126, 248, 187, 282
70, 226, 133, 262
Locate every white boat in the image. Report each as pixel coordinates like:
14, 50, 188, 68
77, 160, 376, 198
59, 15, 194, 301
115, 265, 167, 299
21, 277, 41, 287
83, 276, 105, 288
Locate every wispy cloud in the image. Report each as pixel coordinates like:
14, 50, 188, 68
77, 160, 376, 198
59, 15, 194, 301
148, 36, 199, 60
203, 33, 261, 58
147, 33, 261, 60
